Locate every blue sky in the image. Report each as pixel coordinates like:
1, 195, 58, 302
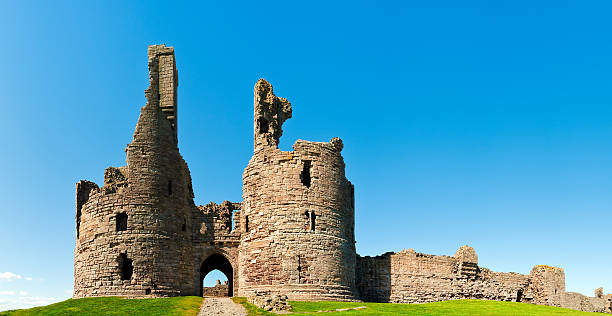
1, 0, 611, 311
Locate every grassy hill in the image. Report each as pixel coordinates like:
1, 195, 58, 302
1, 296, 607, 315
0, 296, 202, 316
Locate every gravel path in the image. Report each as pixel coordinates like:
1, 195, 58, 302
198, 297, 247, 316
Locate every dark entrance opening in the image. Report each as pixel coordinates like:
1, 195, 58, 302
516, 289, 523, 302
200, 253, 233, 297
118, 253, 133, 280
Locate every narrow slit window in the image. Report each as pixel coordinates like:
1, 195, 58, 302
181, 218, 186, 232
168, 180, 173, 195
301, 160, 311, 188
245, 215, 249, 232
118, 253, 133, 280
76, 209, 81, 238
116, 213, 128, 231
310, 211, 316, 231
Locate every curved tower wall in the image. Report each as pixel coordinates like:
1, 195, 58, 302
238, 79, 357, 301
74, 45, 197, 297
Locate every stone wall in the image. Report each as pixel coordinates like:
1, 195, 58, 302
192, 201, 241, 296
356, 247, 530, 304
356, 247, 611, 313
202, 281, 229, 297
238, 79, 357, 301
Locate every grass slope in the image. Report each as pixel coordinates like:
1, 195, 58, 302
287, 300, 607, 315
234, 298, 607, 315
0, 296, 202, 316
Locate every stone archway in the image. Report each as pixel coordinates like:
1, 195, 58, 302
200, 253, 233, 297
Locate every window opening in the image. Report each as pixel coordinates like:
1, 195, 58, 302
245, 215, 249, 232
231, 210, 239, 231
116, 213, 128, 231
300, 160, 311, 188
181, 218, 186, 232
258, 117, 269, 134
297, 255, 302, 284
118, 253, 133, 280
168, 180, 173, 195
76, 209, 81, 238
310, 211, 316, 231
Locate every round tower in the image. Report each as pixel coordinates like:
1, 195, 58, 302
238, 79, 357, 301
74, 45, 196, 297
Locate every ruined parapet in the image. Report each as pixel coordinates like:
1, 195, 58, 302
147, 44, 178, 141
253, 79, 292, 150
355, 247, 530, 304
529, 265, 565, 307
239, 79, 357, 301
75, 180, 99, 239
102, 167, 127, 194
454, 245, 479, 279
196, 201, 242, 240
74, 45, 197, 298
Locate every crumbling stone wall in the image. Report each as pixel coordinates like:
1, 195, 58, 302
356, 247, 611, 313
356, 247, 530, 304
238, 79, 357, 301
202, 281, 229, 297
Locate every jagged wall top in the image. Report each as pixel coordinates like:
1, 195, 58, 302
253, 79, 292, 150
144, 44, 178, 142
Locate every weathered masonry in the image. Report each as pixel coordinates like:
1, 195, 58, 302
73, 45, 612, 313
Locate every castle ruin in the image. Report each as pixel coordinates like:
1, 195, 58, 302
73, 45, 612, 313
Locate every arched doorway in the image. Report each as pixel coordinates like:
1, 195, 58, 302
200, 253, 233, 297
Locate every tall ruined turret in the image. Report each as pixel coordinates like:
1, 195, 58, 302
238, 79, 357, 301
74, 45, 196, 297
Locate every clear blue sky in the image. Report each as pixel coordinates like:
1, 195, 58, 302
1, 0, 611, 310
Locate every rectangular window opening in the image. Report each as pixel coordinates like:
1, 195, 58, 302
301, 160, 311, 188
168, 180, 173, 195
116, 213, 128, 231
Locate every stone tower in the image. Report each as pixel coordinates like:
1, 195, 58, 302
238, 79, 357, 300
74, 45, 197, 297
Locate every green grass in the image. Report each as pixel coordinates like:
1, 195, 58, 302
3, 297, 606, 315
287, 299, 607, 315
0, 296, 203, 316
231, 297, 275, 315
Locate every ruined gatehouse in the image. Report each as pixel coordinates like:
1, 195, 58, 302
73, 45, 612, 313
